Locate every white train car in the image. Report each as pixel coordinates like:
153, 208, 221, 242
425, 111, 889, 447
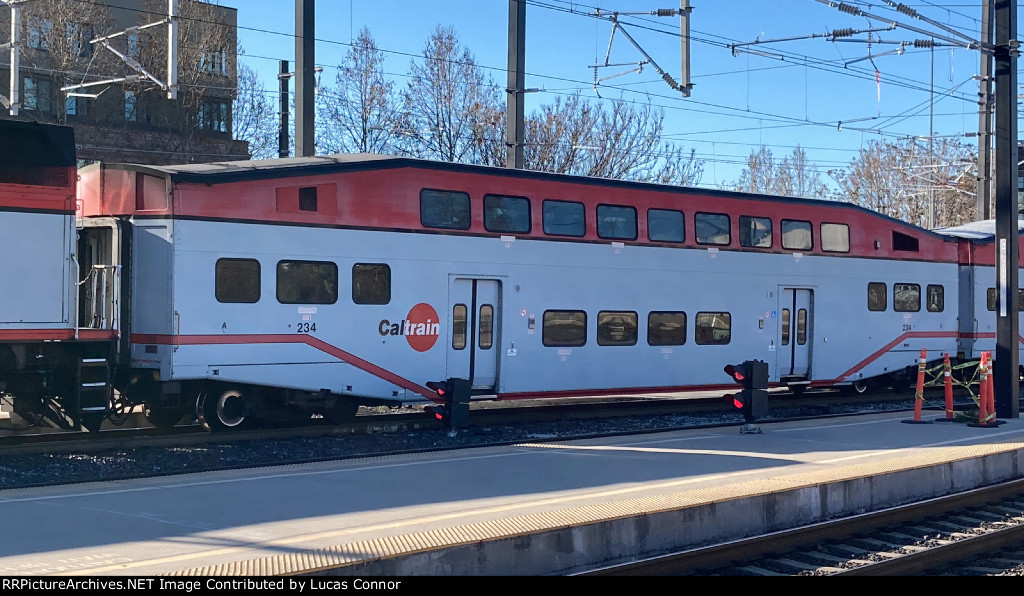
75, 155, 968, 430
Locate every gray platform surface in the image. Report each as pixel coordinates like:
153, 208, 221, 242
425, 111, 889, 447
1, 410, 1023, 576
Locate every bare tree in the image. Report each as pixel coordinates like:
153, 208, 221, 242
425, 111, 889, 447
736, 146, 829, 199
830, 137, 977, 228
399, 25, 504, 165
233, 50, 277, 159
316, 27, 404, 155
525, 93, 703, 185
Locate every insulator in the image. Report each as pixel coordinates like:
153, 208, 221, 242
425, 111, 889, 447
837, 3, 859, 15
895, 3, 918, 18
656, 8, 677, 17
831, 28, 855, 39
913, 39, 935, 48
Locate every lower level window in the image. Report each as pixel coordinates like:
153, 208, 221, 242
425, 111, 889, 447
695, 312, 731, 345
543, 310, 586, 347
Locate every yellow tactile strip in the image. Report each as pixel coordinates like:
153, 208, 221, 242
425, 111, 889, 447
166, 439, 1024, 576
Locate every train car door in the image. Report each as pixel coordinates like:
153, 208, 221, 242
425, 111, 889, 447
447, 277, 500, 392
778, 288, 813, 380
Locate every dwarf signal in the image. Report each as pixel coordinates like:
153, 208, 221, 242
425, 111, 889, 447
723, 360, 769, 434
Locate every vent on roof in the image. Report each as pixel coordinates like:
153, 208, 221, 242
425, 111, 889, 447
892, 230, 919, 252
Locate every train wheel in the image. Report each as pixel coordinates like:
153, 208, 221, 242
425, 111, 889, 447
324, 398, 359, 424
144, 404, 184, 429
198, 387, 249, 432
838, 380, 870, 396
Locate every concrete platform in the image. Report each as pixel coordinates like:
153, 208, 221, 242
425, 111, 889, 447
1, 410, 1023, 576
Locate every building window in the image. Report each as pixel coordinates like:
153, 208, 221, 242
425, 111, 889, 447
893, 283, 921, 312
198, 100, 229, 133
215, 259, 261, 303
739, 215, 772, 248
124, 90, 137, 122
543, 310, 586, 347
868, 282, 887, 311
648, 208, 684, 243
695, 312, 731, 345
420, 189, 470, 230
26, 17, 52, 51
821, 223, 850, 252
276, 260, 338, 304
23, 77, 52, 113
67, 23, 94, 58
596, 204, 637, 240
352, 263, 391, 305
200, 49, 229, 76
647, 311, 686, 346
597, 310, 638, 346
483, 194, 530, 233
543, 200, 585, 237
781, 219, 813, 251
127, 31, 140, 59
695, 212, 730, 245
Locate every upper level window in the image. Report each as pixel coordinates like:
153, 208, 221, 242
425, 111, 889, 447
695, 212, 730, 245
781, 219, 812, 251
26, 17, 52, 51
648, 208, 684, 243
421, 189, 470, 230
596, 204, 637, 240
200, 49, 229, 76
821, 223, 850, 252
483, 194, 530, 233
543, 200, 585, 237
739, 215, 772, 248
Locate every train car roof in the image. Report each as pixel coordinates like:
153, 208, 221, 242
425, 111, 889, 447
933, 218, 1024, 241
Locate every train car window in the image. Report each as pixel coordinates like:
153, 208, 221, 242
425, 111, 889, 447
484, 194, 531, 233
215, 258, 260, 304
647, 209, 685, 242
597, 311, 638, 346
298, 187, 318, 212
420, 189, 471, 230
452, 304, 467, 349
821, 223, 850, 252
647, 311, 686, 346
352, 263, 391, 305
276, 260, 338, 304
543, 200, 585, 237
797, 309, 808, 345
479, 305, 494, 350
868, 282, 887, 311
1020, 289, 1024, 312
987, 288, 996, 311
542, 310, 587, 347
781, 309, 790, 345
893, 231, 919, 252
695, 312, 731, 345
597, 205, 638, 240
893, 283, 921, 312
695, 212, 730, 245
926, 285, 944, 312
739, 216, 772, 248
781, 219, 812, 251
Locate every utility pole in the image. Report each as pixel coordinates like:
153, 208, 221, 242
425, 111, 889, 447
506, 0, 526, 169
294, 0, 315, 157
279, 60, 290, 158
977, 0, 993, 220
993, 0, 1019, 419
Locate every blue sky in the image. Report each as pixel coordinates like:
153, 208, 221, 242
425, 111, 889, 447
224, 1, 994, 189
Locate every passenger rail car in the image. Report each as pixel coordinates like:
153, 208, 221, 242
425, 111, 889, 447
1, 118, 1022, 432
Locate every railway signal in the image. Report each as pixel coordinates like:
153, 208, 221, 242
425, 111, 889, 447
723, 360, 769, 434
424, 378, 471, 436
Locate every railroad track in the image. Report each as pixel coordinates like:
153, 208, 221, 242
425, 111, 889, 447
575, 478, 1024, 576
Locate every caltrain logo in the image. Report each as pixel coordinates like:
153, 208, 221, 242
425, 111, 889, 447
378, 303, 440, 352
